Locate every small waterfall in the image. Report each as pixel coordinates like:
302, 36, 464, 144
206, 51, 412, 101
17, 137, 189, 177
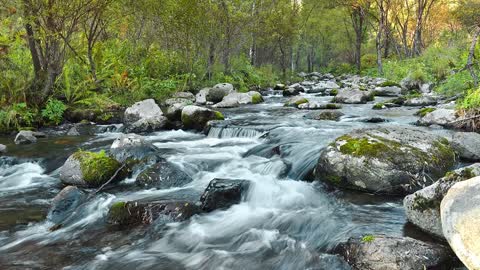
208, 126, 266, 139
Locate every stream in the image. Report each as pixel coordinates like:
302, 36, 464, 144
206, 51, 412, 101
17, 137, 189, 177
0, 93, 455, 269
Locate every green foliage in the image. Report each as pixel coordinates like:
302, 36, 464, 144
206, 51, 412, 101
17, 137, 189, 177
0, 103, 36, 132
415, 107, 436, 117
41, 99, 66, 125
458, 88, 480, 110
361, 235, 375, 243
437, 71, 474, 96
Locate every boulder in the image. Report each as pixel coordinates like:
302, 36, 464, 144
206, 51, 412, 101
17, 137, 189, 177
200, 178, 251, 212
124, 99, 168, 133
47, 186, 87, 225
14, 130, 46, 145
172, 91, 195, 102
283, 86, 302, 96
59, 151, 126, 187
314, 127, 456, 194
66, 122, 95, 136
404, 96, 437, 106
213, 91, 263, 108
404, 164, 480, 239
450, 132, 480, 161
206, 83, 235, 103
306, 81, 340, 93
110, 133, 157, 163
136, 159, 193, 189
332, 89, 373, 104
373, 86, 402, 97
181, 105, 224, 131
335, 235, 453, 270
284, 96, 309, 108
298, 103, 342, 110
305, 111, 344, 121
274, 83, 286, 90
441, 176, 480, 269
165, 102, 188, 121
417, 109, 456, 127
0, 144, 6, 154
195, 88, 210, 105
107, 200, 201, 226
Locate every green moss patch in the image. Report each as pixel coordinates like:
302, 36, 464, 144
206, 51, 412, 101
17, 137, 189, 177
337, 135, 391, 158
214, 111, 225, 120
361, 235, 375, 243
330, 89, 338, 96
380, 81, 401, 87
415, 107, 436, 117
372, 103, 385, 110
73, 150, 121, 186
325, 103, 341, 109
251, 93, 263, 104
412, 194, 440, 212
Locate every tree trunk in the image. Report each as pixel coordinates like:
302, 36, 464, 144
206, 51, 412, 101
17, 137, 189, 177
466, 27, 480, 87
376, 0, 385, 75
87, 45, 98, 82
207, 42, 215, 81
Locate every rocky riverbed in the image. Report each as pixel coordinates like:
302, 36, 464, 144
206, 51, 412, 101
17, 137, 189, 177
0, 74, 478, 269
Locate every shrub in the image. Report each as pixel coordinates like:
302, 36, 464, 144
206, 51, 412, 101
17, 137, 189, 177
42, 99, 66, 125
0, 103, 36, 132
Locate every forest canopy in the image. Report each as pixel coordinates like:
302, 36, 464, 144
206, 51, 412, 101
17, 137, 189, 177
0, 0, 479, 132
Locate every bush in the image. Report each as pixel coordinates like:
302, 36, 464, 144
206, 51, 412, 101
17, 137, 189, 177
0, 103, 36, 132
42, 99, 66, 125
458, 88, 480, 110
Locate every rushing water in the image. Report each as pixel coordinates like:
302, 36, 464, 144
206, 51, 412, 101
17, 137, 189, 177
0, 93, 454, 269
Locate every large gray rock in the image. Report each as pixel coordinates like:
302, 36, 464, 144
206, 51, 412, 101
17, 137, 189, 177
47, 186, 86, 225
136, 159, 193, 189
0, 144, 6, 154
333, 89, 373, 104
14, 130, 46, 145
59, 151, 126, 187
181, 105, 224, 131
404, 96, 437, 106
418, 109, 456, 127
124, 99, 168, 133
304, 111, 344, 121
441, 176, 480, 269
66, 122, 95, 136
165, 102, 188, 121
207, 83, 235, 103
373, 86, 402, 97
284, 96, 309, 108
107, 200, 201, 226
335, 235, 453, 270
450, 132, 480, 161
404, 164, 480, 239
195, 88, 209, 105
213, 91, 263, 108
306, 81, 339, 93
314, 127, 456, 194
110, 134, 157, 163
200, 178, 251, 212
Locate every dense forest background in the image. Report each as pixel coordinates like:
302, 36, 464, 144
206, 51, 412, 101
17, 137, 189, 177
0, 0, 479, 132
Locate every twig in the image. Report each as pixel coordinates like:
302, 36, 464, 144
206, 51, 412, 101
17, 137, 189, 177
89, 163, 126, 198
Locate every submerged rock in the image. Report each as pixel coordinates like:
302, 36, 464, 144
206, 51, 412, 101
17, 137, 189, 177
59, 151, 126, 187
107, 200, 201, 226
450, 132, 480, 161
314, 127, 456, 194
404, 164, 480, 239
284, 96, 309, 108
124, 99, 168, 133
200, 178, 251, 212
305, 111, 344, 121
332, 89, 373, 104
181, 105, 224, 131
335, 235, 453, 270
14, 130, 46, 145
136, 159, 193, 189
441, 176, 480, 269
47, 186, 87, 225
110, 133, 157, 163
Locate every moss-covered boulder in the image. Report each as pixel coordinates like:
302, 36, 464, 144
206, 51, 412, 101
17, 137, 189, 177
107, 200, 201, 226
314, 127, 456, 195
59, 150, 127, 187
136, 159, 193, 189
404, 164, 480, 239
284, 96, 309, 108
181, 105, 224, 131
304, 111, 344, 121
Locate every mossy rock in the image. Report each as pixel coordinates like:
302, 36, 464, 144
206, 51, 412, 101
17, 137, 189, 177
284, 97, 308, 108
372, 103, 385, 110
379, 81, 401, 87
181, 105, 224, 131
330, 89, 339, 96
415, 107, 436, 117
315, 127, 456, 195
251, 92, 264, 104
59, 150, 127, 187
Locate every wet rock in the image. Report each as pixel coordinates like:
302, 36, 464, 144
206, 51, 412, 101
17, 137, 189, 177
404, 164, 480, 239
335, 235, 453, 270
283, 85, 302, 96
66, 122, 95, 136
107, 200, 201, 226
274, 83, 286, 90
14, 130, 46, 145
373, 86, 402, 97
372, 103, 386, 110
441, 176, 480, 269
200, 178, 251, 212
314, 127, 456, 195
284, 96, 309, 108
298, 103, 342, 110
450, 132, 480, 161
110, 133, 157, 163
0, 144, 6, 154
136, 159, 193, 189
313, 254, 352, 270
213, 91, 263, 108
206, 83, 235, 103
181, 105, 224, 131
165, 102, 188, 121
361, 117, 388, 123
59, 151, 126, 187
417, 109, 456, 127
404, 96, 437, 106
195, 88, 210, 105
47, 186, 87, 225
332, 89, 373, 104
305, 111, 344, 121
124, 99, 168, 133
